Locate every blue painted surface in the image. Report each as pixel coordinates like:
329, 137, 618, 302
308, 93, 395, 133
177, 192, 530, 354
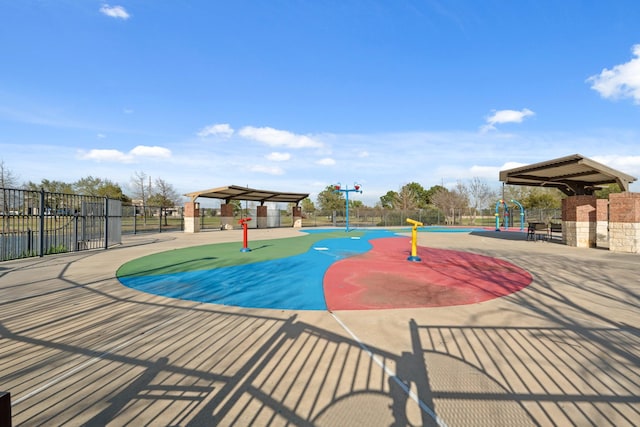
119, 229, 399, 310
119, 227, 485, 310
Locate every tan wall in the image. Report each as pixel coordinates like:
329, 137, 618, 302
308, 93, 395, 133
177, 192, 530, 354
292, 206, 302, 228
220, 204, 235, 230
184, 202, 200, 233
596, 199, 609, 248
562, 196, 597, 247
609, 192, 640, 253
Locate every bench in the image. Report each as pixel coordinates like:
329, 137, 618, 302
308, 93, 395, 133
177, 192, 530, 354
548, 223, 562, 240
527, 222, 549, 241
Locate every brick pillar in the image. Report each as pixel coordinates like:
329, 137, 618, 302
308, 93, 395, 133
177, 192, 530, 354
220, 203, 235, 230
562, 195, 597, 247
292, 206, 302, 228
609, 192, 640, 253
184, 201, 200, 233
257, 205, 268, 228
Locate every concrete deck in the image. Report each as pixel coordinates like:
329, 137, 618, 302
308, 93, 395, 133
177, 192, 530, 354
1, 228, 638, 426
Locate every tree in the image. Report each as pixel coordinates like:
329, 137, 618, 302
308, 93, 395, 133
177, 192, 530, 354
301, 197, 315, 215
24, 179, 73, 194
395, 184, 418, 211
595, 183, 622, 199
148, 178, 181, 208
349, 199, 364, 209
379, 190, 398, 209
0, 160, 20, 217
0, 160, 19, 189
524, 189, 562, 209
130, 171, 151, 206
467, 177, 496, 223
74, 176, 130, 201
430, 187, 468, 224
230, 200, 242, 216
317, 185, 345, 213
404, 182, 428, 208
424, 185, 447, 205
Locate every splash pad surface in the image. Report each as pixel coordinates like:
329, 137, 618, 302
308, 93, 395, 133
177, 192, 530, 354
117, 229, 532, 310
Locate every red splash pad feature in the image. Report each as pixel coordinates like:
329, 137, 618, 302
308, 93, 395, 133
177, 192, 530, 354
324, 237, 532, 310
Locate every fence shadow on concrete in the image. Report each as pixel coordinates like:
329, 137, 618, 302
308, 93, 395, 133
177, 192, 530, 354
1, 240, 639, 426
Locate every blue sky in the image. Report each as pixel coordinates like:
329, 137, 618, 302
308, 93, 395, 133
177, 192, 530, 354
1, 1, 639, 206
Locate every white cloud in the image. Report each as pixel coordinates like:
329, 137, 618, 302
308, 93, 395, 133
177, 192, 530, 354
198, 123, 234, 138
266, 152, 291, 161
587, 44, 640, 104
481, 108, 535, 132
97, 133, 106, 139
238, 126, 323, 148
357, 150, 370, 158
100, 4, 130, 19
246, 164, 285, 175
130, 145, 172, 158
316, 158, 336, 166
500, 161, 528, 170
77, 145, 171, 163
78, 149, 134, 163
592, 154, 640, 177
469, 165, 501, 179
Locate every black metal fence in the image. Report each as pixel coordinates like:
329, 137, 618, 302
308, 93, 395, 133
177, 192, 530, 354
0, 187, 122, 261
121, 204, 184, 234
303, 207, 562, 228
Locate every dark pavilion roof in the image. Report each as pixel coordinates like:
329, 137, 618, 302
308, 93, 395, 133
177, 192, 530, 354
499, 154, 636, 196
185, 185, 309, 204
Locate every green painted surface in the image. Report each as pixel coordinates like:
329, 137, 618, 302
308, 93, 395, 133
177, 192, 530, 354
116, 230, 364, 278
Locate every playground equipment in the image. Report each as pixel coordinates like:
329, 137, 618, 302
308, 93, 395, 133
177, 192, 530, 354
495, 199, 526, 231
406, 218, 423, 262
333, 182, 362, 232
238, 217, 252, 252
510, 199, 525, 231
495, 200, 508, 231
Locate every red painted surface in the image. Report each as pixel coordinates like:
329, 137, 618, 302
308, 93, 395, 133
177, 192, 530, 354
324, 237, 533, 310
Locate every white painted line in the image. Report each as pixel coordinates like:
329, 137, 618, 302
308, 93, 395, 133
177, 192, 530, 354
350, 237, 361, 240
313, 247, 329, 251
330, 311, 448, 427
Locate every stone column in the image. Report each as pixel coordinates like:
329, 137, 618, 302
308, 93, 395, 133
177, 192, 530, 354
596, 199, 609, 248
608, 192, 640, 253
562, 195, 597, 247
220, 203, 235, 230
184, 201, 200, 233
292, 206, 302, 228
257, 205, 268, 228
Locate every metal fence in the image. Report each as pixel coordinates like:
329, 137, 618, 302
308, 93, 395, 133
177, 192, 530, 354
0, 187, 122, 261
121, 204, 184, 234
303, 207, 562, 228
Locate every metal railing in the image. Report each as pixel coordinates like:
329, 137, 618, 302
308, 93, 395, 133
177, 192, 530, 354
0, 187, 121, 261
302, 207, 563, 228
121, 204, 184, 234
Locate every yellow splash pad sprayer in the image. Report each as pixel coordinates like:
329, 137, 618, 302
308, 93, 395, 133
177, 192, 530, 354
406, 218, 423, 262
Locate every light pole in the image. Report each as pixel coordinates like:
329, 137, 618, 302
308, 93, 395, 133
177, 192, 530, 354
333, 182, 362, 232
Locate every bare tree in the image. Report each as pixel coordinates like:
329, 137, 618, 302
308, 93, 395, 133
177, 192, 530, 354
467, 177, 496, 223
149, 178, 181, 208
431, 187, 468, 225
130, 171, 151, 205
0, 160, 19, 189
1, 160, 20, 219
130, 171, 153, 224
394, 184, 418, 211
